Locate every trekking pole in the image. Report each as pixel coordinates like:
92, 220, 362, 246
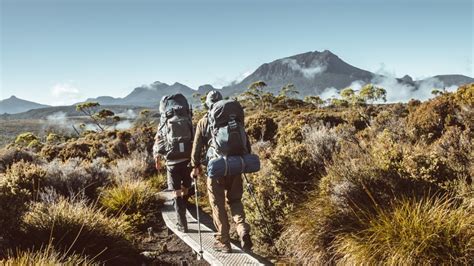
193, 177, 204, 260
243, 173, 265, 220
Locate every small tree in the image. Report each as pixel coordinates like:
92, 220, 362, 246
304, 95, 325, 108
340, 84, 387, 106
261, 92, 276, 110
135, 109, 153, 127
340, 88, 359, 105
192, 92, 207, 109
76, 102, 119, 132
338, 84, 388, 129
277, 83, 300, 108
242, 80, 268, 110
359, 84, 387, 104
330, 98, 349, 108
431, 88, 447, 97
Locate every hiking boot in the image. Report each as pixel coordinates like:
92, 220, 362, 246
212, 241, 232, 253
176, 222, 188, 233
241, 234, 253, 251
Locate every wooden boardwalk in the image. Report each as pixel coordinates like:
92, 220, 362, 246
160, 191, 268, 265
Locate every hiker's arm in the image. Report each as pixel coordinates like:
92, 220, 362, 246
152, 130, 161, 159
191, 117, 206, 169
152, 130, 164, 170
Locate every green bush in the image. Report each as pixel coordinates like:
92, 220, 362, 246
21, 198, 139, 264
275, 120, 306, 145
270, 142, 320, 193
454, 83, 474, 107
406, 95, 460, 143
335, 197, 474, 265
100, 180, 163, 230
246, 114, 278, 142
0, 177, 30, 241
3, 161, 46, 199
14, 132, 39, 147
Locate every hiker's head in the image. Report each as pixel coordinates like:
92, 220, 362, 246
205, 91, 223, 109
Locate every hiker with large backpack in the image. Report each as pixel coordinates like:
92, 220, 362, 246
153, 93, 194, 233
190, 91, 260, 253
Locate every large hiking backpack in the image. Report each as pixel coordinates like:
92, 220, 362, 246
157, 94, 193, 160
208, 99, 247, 157
206, 99, 260, 178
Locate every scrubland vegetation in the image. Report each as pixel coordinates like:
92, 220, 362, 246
0, 83, 472, 264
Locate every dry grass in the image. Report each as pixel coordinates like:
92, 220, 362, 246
110, 151, 155, 185
335, 197, 474, 265
1, 247, 96, 265
100, 179, 163, 230
21, 197, 139, 264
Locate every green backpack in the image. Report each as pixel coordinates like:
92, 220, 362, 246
157, 94, 193, 160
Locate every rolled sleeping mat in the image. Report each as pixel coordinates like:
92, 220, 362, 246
207, 154, 260, 178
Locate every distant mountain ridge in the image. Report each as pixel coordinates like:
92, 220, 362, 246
83, 81, 197, 107
2, 50, 473, 113
85, 50, 471, 107
222, 50, 376, 96
0, 96, 50, 114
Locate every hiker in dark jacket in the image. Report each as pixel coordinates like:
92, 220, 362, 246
190, 91, 252, 253
153, 95, 193, 233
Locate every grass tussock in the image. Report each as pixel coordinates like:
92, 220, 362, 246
336, 197, 474, 265
21, 198, 139, 264
100, 180, 164, 230
1, 247, 96, 265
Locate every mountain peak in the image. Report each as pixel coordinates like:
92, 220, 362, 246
172, 82, 186, 87
400, 75, 414, 82
1, 95, 49, 114
152, 81, 165, 86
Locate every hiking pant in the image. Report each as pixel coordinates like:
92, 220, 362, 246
207, 174, 250, 244
167, 160, 191, 228
166, 160, 192, 191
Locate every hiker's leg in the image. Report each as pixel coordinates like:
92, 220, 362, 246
226, 174, 250, 239
168, 162, 188, 232
207, 176, 230, 244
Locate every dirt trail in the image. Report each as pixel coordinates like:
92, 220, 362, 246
137, 214, 209, 265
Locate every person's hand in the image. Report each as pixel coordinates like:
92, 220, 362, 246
190, 167, 200, 179
155, 159, 161, 171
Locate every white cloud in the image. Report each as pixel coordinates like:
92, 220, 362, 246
50, 83, 82, 105
211, 69, 255, 88
319, 74, 458, 103
282, 58, 327, 79
320, 87, 339, 100
236, 70, 253, 83
115, 120, 133, 130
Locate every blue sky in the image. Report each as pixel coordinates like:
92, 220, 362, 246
1, 0, 472, 105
